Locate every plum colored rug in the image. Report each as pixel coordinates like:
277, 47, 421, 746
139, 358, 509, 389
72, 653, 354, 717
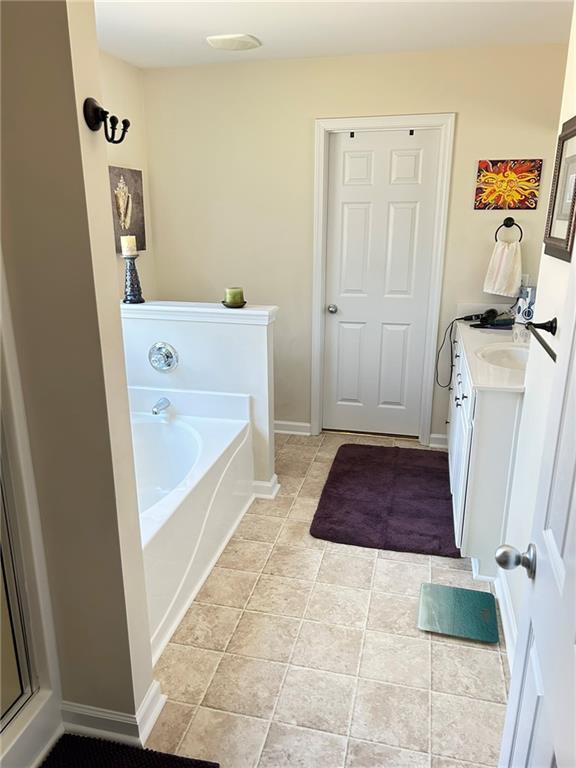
41, 734, 219, 768
310, 444, 460, 558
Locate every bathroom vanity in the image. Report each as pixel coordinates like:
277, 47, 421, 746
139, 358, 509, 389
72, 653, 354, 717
447, 322, 529, 578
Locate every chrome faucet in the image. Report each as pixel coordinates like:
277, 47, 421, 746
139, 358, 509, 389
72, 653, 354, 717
152, 397, 171, 415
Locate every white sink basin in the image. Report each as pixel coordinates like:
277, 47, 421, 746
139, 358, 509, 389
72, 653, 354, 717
475, 343, 529, 371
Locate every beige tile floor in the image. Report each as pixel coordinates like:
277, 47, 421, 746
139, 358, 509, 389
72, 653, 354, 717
147, 432, 509, 768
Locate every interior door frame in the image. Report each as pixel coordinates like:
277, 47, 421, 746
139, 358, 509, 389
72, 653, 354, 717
310, 113, 455, 442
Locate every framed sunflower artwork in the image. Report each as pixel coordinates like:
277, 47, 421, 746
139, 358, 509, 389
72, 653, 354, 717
474, 159, 543, 210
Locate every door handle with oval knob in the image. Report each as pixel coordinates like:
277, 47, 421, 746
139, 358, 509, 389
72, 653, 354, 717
495, 543, 536, 579
327, 304, 338, 314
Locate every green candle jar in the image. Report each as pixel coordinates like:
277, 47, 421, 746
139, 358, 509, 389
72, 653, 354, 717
224, 287, 245, 307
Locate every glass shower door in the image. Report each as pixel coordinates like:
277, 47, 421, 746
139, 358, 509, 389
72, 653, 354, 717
1, 481, 34, 730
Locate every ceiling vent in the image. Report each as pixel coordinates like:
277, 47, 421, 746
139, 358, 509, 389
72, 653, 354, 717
206, 34, 262, 51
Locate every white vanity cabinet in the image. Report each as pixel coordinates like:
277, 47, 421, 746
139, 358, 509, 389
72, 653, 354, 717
447, 323, 526, 578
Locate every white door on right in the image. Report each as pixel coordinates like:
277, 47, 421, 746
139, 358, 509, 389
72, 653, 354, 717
323, 127, 442, 436
498, 266, 576, 767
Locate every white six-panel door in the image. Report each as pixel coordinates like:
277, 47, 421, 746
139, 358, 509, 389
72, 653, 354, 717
499, 259, 576, 767
323, 127, 442, 435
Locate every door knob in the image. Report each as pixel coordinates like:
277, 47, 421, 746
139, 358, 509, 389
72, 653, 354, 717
327, 304, 338, 314
495, 543, 536, 579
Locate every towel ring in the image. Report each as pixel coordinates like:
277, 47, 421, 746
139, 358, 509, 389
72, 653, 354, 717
495, 216, 523, 242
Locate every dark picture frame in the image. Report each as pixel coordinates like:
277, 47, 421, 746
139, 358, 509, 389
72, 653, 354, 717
544, 115, 576, 262
108, 166, 147, 254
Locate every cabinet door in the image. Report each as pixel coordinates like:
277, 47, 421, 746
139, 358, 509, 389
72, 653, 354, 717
451, 409, 472, 548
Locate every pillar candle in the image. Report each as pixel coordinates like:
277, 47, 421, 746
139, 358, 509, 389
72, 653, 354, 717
120, 235, 138, 257
225, 287, 245, 305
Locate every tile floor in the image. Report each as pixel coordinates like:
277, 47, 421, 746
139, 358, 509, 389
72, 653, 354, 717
147, 432, 509, 768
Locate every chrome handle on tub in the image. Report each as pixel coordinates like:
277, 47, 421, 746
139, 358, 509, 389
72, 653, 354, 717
149, 342, 179, 372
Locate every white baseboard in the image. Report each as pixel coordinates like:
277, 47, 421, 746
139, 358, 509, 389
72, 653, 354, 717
429, 432, 448, 449
495, 572, 517, 665
1, 690, 63, 768
253, 474, 280, 499
274, 420, 312, 435
61, 680, 165, 746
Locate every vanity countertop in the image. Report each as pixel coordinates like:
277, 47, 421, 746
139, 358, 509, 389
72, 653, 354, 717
456, 321, 530, 393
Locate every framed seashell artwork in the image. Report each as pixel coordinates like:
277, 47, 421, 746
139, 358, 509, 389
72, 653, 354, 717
108, 165, 147, 254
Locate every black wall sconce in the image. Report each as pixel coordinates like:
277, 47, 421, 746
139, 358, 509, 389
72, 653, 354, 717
83, 98, 130, 144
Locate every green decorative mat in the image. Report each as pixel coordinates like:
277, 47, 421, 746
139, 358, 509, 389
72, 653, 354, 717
418, 583, 499, 644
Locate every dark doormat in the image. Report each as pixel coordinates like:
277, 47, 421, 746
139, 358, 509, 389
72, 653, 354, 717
310, 444, 460, 557
41, 734, 219, 768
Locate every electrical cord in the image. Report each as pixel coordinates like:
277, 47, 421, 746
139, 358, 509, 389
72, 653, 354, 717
435, 316, 466, 389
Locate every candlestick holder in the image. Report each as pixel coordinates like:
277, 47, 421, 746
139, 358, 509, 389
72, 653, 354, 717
123, 255, 145, 304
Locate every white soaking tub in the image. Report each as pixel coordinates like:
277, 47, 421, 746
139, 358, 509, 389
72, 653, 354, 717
127, 387, 254, 661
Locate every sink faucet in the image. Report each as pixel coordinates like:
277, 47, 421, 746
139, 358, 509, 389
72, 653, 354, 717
152, 397, 171, 415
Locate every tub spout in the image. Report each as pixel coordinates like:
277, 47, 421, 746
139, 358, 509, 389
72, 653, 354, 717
152, 397, 171, 415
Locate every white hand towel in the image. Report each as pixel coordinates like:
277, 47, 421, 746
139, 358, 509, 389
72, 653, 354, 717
483, 240, 522, 297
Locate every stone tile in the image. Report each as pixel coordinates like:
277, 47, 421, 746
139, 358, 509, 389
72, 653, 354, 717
249, 497, 293, 518
287, 434, 323, 446
325, 541, 378, 560
234, 514, 284, 543
274, 432, 290, 446
275, 667, 355, 735
277, 475, 304, 497
217, 538, 272, 572
202, 654, 286, 718
305, 582, 370, 628
263, 544, 323, 580
379, 549, 431, 565
321, 432, 355, 448
172, 603, 241, 650
431, 692, 506, 765
247, 574, 313, 618
288, 498, 319, 522
178, 707, 268, 768
146, 701, 195, 753
276, 520, 325, 550
299, 476, 327, 499
154, 644, 221, 704
259, 722, 347, 768
432, 757, 488, 768
227, 611, 300, 662
346, 739, 429, 768
354, 435, 395, 447
278, 445, 319, 463
431, 566, 490, 592
195, 567, 258, 609
395, 438, 429, 450
501, 653, 511, 693
317, 552, 374, 590
431, 633, 500, 653
292, 621, 363, 675
351, 679, 429, 752
276, 457, 311, 478
373, 559, 430, 597
306, 461, 331, 481
432, 644, 506, 703
431, 555, 472, 571
360, 631, 430, 689
368, 592, 426, 639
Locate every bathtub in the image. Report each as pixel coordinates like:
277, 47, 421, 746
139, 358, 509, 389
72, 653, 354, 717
127, 387, 254, 661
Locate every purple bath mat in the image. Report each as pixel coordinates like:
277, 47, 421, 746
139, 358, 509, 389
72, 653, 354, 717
310, 444, 460, 558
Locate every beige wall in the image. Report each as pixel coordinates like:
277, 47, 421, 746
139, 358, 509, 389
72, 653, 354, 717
99, 52, 158, 300
135, 43, 566, 436
1, 0, 152, 715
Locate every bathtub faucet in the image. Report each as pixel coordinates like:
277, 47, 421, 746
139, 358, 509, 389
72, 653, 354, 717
152, 397, 171, 416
